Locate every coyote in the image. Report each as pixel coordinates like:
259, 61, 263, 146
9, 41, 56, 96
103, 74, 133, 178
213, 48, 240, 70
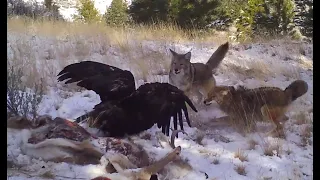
203, 80, 308, 137
169, 42, 229, 104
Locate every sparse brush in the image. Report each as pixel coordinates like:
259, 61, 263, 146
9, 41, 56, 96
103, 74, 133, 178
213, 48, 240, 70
279, 65, 302, 79
234, 149, 248, 162
300, 125, 312, 147
262, 141, 282, 157
234, 164, 247, 176
247, 139, 258, 150
293, 112, 311, 125
7, 65, 44, 120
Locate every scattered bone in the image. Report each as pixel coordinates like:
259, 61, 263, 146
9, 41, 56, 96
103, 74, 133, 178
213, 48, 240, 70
105, 146, 182, 180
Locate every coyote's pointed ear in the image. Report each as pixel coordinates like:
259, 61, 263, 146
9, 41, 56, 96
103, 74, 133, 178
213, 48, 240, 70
184, 52, 191, 61
221, 90, 227, 95
169, 49, 177, 56
222, 86, 235, 95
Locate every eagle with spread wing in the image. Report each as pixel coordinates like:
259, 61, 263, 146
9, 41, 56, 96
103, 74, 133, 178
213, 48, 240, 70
57, 61, 197, 137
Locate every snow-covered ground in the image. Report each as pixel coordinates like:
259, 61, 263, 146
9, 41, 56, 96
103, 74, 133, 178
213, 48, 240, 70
7, 31, 313, 180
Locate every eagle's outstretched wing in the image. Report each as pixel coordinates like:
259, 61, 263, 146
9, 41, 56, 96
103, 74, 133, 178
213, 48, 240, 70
90, 82, 198, 137
57, 61, 136, 103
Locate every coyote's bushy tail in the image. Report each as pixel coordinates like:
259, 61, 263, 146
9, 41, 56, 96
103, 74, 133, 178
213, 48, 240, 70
284, 80, 308, 101
206, 42, 229, 71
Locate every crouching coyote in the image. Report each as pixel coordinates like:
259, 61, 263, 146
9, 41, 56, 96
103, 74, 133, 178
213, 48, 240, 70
203, 80, 308, 137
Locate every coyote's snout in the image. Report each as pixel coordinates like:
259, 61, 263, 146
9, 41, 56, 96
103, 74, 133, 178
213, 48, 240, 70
174, 68, 181, 74
169, 42, 229, 104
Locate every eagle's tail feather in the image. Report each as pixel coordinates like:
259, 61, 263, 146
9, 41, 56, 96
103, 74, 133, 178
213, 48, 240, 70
75, 113, 90, 123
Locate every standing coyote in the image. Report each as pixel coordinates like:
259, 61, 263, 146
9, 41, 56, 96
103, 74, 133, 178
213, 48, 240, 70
169, 42, 229, 104
203, 80, 308, 137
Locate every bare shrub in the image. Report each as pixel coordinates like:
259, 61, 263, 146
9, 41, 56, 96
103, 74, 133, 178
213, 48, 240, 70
7, 65, 44, 120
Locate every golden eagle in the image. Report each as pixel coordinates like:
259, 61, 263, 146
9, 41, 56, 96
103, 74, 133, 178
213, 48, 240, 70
57, 61, 197, 137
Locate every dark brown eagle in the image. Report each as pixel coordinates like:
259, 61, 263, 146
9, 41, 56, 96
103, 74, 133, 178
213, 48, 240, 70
57, 61, 197, 137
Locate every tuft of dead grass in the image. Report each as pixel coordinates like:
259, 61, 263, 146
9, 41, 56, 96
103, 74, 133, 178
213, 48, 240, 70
234, 149, 248, 162
262, 140, 283, 157
234, 164, 247, 176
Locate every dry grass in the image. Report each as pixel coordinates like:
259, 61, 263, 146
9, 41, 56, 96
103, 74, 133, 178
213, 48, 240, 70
7, 19, 176, 89
234, 164, 247, 176
7, 18, 228, 44
8, 17, 311, 93
234, 149, 248, 162
220, 57, 303, 82
224, 38, 311, 80
262, 140, 283, 157
293, 112, 312, 125
9, 18, 228, 90
297, 55, 313, 70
